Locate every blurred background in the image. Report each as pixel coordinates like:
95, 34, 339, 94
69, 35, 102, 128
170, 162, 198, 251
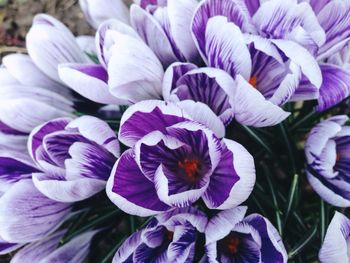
0, 0, 94, 60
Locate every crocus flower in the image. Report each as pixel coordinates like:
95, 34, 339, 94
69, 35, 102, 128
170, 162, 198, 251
28, 116, 120, 202
26, 14, 90, 83
0, 54, 74, 147
113, 207, 207, 262
319, 211, 350, 263
203, 206, 287, 263
130, 0, 200, 66
305, 115, 350, 207
189, 0, 323, 126
107, 100, 255, 216
59, 19, 164, 105
79, 0, 130, 29
10, 229, 98, 263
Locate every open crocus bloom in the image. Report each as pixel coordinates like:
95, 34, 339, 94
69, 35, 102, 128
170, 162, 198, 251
305, 115, 350, 207
190, 0, 324, 126
130, 0, 199, 66
203, 206, 287, 263
28, 116, 120, 202
113, 207, 207, 262
319, 212, 350, 263
107, 100, 255, 216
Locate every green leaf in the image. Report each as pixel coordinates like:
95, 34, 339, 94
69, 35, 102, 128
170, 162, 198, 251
284, 173, 299, 226
288, 224, 318, 258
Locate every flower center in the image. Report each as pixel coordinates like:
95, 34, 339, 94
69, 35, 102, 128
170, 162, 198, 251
165, 230, 174, 241
226, 235, 240, 254
178, 159, 199, 178
336, 153, 341, 161
249, 76, 258, 88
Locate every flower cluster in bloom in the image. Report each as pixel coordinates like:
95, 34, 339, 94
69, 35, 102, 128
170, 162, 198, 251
0, 0, 350, 262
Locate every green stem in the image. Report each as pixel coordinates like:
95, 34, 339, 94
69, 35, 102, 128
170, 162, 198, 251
278, 123, 297, 175
284, 173, 299, 226
130, 216, 136, 234
240, 125, 274, 156
320, 200, 326, 243
288, 224, 318, 258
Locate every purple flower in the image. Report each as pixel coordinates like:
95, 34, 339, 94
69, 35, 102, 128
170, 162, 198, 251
203, 206, 287, 263
59, 19, 164, 105
106, 100, 255, 216
79, 0, 130, 29
113, 207, 207, 262
10, 229, 98, 263
189, 0, 324, 126
130, 0, 200, 66
319, 211, 350, 263
305, 115, 350, 207
28, 116, 120, 202
0, 54, 74, 150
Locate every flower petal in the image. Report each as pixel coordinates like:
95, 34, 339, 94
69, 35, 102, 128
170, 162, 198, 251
316, 64, 350, 112
0, 179, 71, 243
119, 100, 189, 147
107, 32, 164, 103
203, 139, 255, 209
106, 150, 170, 216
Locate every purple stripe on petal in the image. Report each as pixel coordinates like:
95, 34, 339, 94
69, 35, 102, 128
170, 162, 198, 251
107, 150, 170, 216
0, 121, 27, 135
316, 64, 350, 112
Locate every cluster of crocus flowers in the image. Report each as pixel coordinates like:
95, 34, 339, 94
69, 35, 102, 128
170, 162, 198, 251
0, 0, 350, 261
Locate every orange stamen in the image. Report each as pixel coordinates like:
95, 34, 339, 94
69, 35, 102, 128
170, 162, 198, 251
178, 159, 199, 177
226, 236, 240, 254
336, 153, 341, 161
249, 76, 258, 88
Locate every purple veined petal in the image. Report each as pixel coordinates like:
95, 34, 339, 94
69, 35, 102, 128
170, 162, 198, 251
205, 206, 248, 245
306, 169, 350, 207
167, 0, 199, 62
32, 172, 106, 203
66, 115, 120, 157
76, 35, 96, 56
119, 100, 190, 147
112, 231, 142, 263
253, 0, 325, 47
204, 16, 252, 80
96, 19, 140, 68
0, 133, 28, 152
203, 139, 255, 210
232, 75, 290, 127
328, 45, 350, 70
309, 0, 331, 15
130, 4, 178, 66
269, 62, 302, 106
134, 130, 187, 181
244, 0, 262, 16
317, 0, 350, 59
0, 98, 73, 134
10, 230, 66, 262
316, 64, 350, 112
305, 116, 348, 166
0, 150, 39, 191
106, 150, 170, 216
0, 68, 18, 85
59, 63, 128, 105
289, 74, 320, 102
244, 214, 288, 263
133, 242, 169, 262
176, 100, 226, 138
319, 212, 350, 263
172, 67, 236, 127
271, 39, 322, 89
28, 117, 72, 163
65, 141, 116, 181
0, 238, 23, 256
79, 0, 129, 29
0, 121, 26, 136
107, 32, 164, 103
0, 179, 72, 243
191, 0, 255, 59
162, 62, 198, 101
244, 34, 283, 64
39, 230, 99, 263
2, 54, 66, 94
42, 130, 86, 167
26, 14, 88, 82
